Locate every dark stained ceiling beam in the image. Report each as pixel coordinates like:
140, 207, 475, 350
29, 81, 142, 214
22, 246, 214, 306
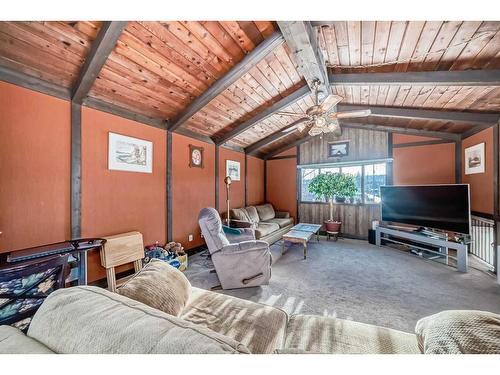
329, 70, 500, 86
0, 65, 70, 100
245, 117, 309, 155
168, 31, 285, 132
82, 97, 166, 130
264, 134, 315, 160
277, 21, 330, 95
337, 104, 499, 126
340, 122, 461, 141
72, 21, 128, 104
215, 84, 310, 145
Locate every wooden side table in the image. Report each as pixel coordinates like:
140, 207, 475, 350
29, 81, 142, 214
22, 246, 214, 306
282, 230, 314, 259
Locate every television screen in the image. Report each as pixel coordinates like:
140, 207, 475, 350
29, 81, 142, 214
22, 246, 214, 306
380, 185, 470, 234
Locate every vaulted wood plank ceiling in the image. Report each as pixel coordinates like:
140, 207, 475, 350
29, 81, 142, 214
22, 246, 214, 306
0, 20, 499, 158
0, 21, 102, 88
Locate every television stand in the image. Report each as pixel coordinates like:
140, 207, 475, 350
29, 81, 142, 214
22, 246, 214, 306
375, 225, 468, 272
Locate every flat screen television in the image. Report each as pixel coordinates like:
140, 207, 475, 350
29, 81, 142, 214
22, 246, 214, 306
380, 184, 471, 234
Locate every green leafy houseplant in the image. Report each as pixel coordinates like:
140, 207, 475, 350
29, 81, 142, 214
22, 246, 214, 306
307, 172, 358, 233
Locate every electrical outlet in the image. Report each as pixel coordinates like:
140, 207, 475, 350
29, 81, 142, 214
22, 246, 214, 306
188, 234, 193, 242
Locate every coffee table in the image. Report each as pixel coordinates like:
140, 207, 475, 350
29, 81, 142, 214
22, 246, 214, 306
282, 223, 322, 259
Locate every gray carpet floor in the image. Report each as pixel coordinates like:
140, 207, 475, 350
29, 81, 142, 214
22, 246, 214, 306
184, 238, 500, 333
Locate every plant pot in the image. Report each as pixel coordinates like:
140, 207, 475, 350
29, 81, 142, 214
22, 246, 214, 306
335, 196, 346, 203
324, 220, 341, 233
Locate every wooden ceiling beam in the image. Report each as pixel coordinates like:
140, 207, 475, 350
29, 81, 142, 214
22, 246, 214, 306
245, 117, 309, 155
329, 70, 500, 86
0, 64, 70, 100
340, 122, 461, 141
215, 84, 310, 145
277, 21, 330, 94
264, 134, 314, 160
83, 97, 167, 130
167, 31, 285, 132
337, 104, 499, 126
72, 21, 128, 104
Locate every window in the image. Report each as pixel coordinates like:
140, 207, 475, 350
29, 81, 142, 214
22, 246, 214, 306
299, 161, 388, 204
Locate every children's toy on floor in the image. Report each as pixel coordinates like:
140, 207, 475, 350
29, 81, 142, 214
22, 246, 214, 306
144, 241, 188, 271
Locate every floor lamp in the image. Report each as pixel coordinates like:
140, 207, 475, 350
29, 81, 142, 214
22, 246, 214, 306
224, 176, 232, 226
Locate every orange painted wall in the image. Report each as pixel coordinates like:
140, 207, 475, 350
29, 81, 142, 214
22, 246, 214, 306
172, 133, 215, 250
219, 148, 246, 213
266, 147, 297, 222
81, 107, 166, 282
246, 155, 265, 206
393, 135, 456, 185
0, 82, 70, 253
462, 128, 494, 214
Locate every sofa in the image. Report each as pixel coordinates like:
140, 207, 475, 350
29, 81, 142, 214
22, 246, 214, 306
1, 260, 499, 354
229, 203, 294, 244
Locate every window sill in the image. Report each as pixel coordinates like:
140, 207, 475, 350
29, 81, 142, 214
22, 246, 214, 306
299, 201, 381, 206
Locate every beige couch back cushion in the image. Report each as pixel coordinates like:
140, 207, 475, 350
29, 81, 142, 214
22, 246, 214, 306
230, 208, 251, 222
117, 259, 190, 317
256, 204, 275, 221
245, 206, 260, 223
28, 286, 250, 354
415, 310, 500, 354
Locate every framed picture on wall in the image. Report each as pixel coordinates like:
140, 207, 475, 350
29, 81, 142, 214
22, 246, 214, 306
189, 144, 204, 168
108, 132, 153, 173
328, 141, 349, 158
464, 142, 485, 175
226, 160, 240, 181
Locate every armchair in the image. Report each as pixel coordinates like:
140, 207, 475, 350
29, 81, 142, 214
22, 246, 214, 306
198, 208, 272, 289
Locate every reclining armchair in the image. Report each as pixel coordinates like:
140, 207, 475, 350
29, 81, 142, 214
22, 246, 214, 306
198, 207, 272, 289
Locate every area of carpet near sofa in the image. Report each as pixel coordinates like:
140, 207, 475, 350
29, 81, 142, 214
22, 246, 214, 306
1, 260, 500, 354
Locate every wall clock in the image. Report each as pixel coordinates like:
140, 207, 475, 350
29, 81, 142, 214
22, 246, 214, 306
189, 145, 204, 168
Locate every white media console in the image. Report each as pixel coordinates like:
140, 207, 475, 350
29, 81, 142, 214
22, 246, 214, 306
375, 226, 469, 272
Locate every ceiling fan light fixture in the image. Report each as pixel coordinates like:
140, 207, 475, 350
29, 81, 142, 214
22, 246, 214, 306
315, 116, 327, 127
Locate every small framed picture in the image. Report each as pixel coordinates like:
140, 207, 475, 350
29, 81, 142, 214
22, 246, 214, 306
189, 144, 204, 168
226, 160, 240, 181
108, 132, 153, 173
328, 141, 349, 158
465, 142, 485, 175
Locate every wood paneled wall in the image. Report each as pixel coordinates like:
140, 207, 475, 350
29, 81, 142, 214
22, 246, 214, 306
298, 127, 388, 238
299, 127, 388, 165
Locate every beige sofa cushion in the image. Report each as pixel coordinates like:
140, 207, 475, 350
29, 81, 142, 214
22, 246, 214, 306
0, 325, 54, 354
245, 206, 260, 223
415, 310, 500, 354
256, 203, 275, 221
181, 287, 288, 354
118, 259, 190, 317
263, 217, 294, 228
285, 315, 420, 354
255, 222, 280, 239
230, 208, 251, 222
28, 286, 250, 354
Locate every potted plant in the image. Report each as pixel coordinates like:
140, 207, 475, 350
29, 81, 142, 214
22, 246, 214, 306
307, 172, 358, 233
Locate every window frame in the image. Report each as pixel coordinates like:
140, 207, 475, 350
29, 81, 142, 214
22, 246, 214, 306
298, 158, 392, 205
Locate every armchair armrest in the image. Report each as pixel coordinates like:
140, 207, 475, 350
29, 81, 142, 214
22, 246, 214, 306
275, 211, 290, 219
221, 240, 269, 255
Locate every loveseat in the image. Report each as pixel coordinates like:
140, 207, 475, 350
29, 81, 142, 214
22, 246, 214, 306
229, 203, 294, 244
1, 260, 499, 354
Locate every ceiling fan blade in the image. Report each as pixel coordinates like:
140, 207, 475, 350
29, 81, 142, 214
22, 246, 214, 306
319, 94, 343, 113
333, 109, 372, 119
281, 117, 310, 133
276, 111, 304, 117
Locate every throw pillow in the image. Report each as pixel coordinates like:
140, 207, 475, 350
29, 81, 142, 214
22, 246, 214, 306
415, 310, 500, 354
117, 259, 191, 317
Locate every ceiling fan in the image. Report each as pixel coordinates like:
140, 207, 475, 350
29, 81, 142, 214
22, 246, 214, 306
276, 80, 371, 137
